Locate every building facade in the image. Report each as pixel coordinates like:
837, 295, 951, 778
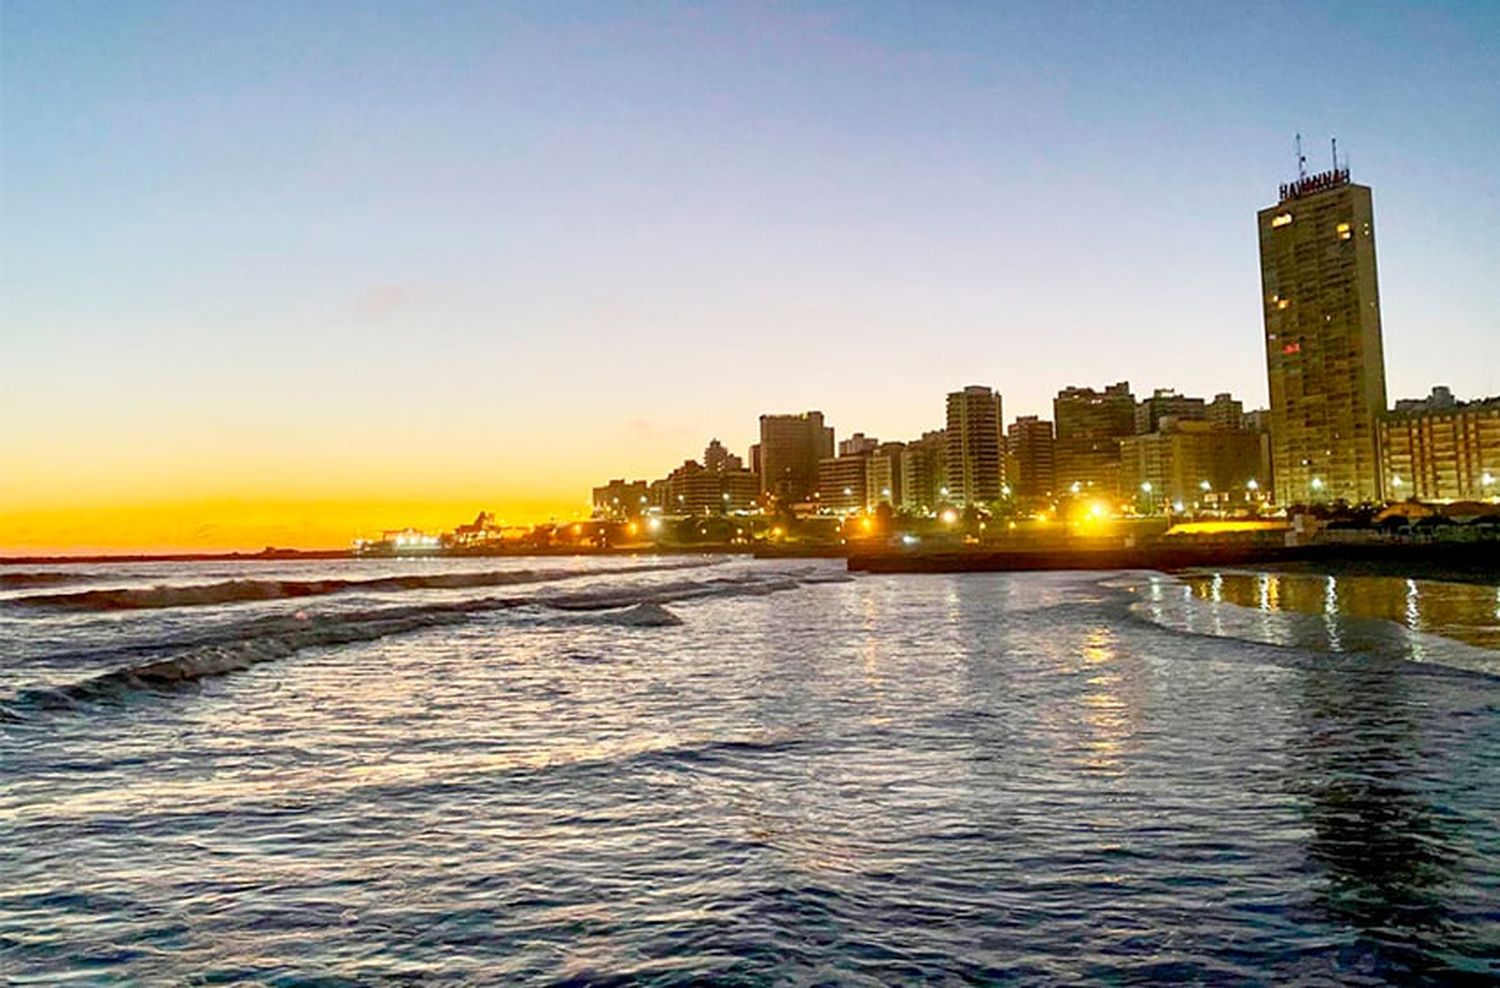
1379, 391, 1500, 501
1054, 382, 1135, 498
1206, 393, 1245, 430
758, 412, 835, 506
865, 441, 905, 509
901, 430, 948, 513
592, 479, 649, 519
1006, 416, 1056, 500
1259, 167, 1388, 505
817, 455, 869, 514
1120, 420, 1265, 509
1135, 388, 1206, 435
945, 386, 1005, 506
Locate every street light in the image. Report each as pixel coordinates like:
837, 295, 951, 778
1310, 477, 1325, 493
1199, 479, 1211, 492
1247, 479, 1259, 492
1140, 481, 1153, 493
1070, 481, 1082, 494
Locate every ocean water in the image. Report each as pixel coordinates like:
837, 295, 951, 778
2, 556, 1498, 985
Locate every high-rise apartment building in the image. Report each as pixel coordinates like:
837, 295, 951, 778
945, 386, 1005, 506
1006, 416, 1056, 500
1120, 420, 1265, 508
1379, 389, 1499, 501
817, 455, 868, 513
866, 442, 905, 509
901, 430, 948, 512
839, 433, 879, 457
1259, 165, 1388, 504
758, 412, 835, 506
1206, 393, 1245, 430
702, 438, 743, 473
1135, 388, 1206, 435
1054, 382, 1135, 497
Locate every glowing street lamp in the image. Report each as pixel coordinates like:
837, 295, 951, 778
1310, 477, 1325, 493
1247, 479, 1260, 492
1070, 481, 1082, 495
1199, 479, 1211, 492
1140, 481, 1153, 493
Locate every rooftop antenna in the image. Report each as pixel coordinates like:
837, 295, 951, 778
1296, 132, 1307, 179
1331, 135, 1338, 173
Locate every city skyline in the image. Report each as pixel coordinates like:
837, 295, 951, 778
5, 2, 1499, 552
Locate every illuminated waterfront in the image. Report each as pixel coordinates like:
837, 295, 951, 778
3, 558, 1497, 983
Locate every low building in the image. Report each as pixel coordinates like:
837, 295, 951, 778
592, 479, 649, 519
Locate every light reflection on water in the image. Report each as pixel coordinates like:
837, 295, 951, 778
1, 558, 1497, 983
1180, 569, 1500, 653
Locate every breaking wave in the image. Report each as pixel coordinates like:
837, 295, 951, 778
7, 560, 718, 612
1, 570, 827, 719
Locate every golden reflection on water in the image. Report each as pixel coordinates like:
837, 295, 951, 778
1077, 626, 1133, 774
1185, 571, 1500, 652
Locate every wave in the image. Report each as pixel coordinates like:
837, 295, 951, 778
0, 572, 83, 589
1, 569, 830, 719
7, 560, 718, 612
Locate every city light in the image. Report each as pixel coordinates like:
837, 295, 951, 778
1310, 477, 1325, 492
1140, 481, 1153, 493
940, 508, 959, 526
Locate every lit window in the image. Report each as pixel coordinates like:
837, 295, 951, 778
1271, 213, 1293, 228
1336, 222, 1351, 240
1277, 299, 1290, 310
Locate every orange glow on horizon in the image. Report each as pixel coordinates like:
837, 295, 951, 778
0, 494, 587, 556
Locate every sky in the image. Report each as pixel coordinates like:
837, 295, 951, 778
3, 0, 1498, 553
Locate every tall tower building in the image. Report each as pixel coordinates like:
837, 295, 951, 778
758, 412, 835, 506
1259, 162, 1387, 504
945, 386, 1005, 506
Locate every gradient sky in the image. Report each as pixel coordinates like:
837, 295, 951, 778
4, 1, 1498, 552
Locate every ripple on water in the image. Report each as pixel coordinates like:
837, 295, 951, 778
1, 560, 1497, 984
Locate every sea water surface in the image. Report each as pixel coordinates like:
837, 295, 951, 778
2, 556, 1498, 984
